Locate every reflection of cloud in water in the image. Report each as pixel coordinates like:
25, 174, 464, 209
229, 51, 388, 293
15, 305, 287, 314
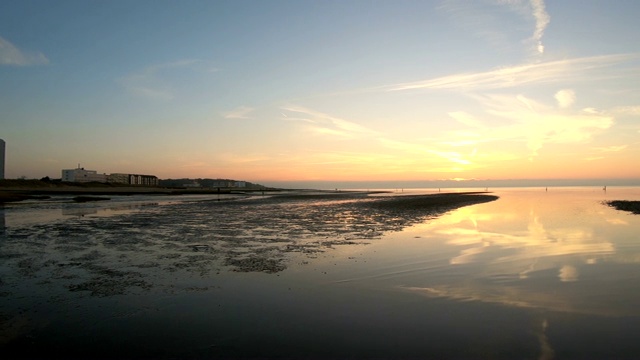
403, 191, 640, 317
537, 318, 555, 360
558, 265, 578, 282
435, 207, 615, 272
404, 272, 640, 316
606, 218, 628, 225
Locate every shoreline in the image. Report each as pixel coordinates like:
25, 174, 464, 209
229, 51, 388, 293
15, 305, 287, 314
0, 182, 279, 203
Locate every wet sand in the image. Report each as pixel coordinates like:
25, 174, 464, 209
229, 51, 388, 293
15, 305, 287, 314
1, 191, 498, 275
0, 192, 498, 292
0, 186, 165, 203
0, 191, 497, 357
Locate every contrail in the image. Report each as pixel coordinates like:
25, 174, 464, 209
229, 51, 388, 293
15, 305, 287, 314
530, 0, 550, 54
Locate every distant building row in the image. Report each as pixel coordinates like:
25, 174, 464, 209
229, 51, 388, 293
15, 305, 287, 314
61, 166, 158, 186
158, 178, 252, 188
179, 180, 246, 188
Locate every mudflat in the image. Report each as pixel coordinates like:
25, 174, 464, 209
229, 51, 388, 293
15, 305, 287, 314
5, 187, 640, 358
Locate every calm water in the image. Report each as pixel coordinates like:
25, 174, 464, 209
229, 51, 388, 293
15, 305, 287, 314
1, 187, 640, 359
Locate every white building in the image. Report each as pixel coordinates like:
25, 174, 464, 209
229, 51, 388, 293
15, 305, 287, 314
0, 139, 5, 180
108, 173, 159, 186
61, 166, 107, 183
61, 166, 158, 186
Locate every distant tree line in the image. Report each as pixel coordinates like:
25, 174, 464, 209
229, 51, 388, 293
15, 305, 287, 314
158, 178, 266, 189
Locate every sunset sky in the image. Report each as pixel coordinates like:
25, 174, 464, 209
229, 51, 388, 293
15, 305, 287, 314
1, 0, 639, 186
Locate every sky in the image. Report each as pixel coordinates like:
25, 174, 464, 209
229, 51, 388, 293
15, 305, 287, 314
1, 0, 640, 187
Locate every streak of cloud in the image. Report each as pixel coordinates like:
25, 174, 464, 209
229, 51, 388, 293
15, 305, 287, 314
593, 145, 628, 153
223, 106, 254, 119
444, 94, 614, 160
530, 0, 550, 55
379, 138, 472, 165
0, 36, 49, 66
387, 54, 636, 92
118, 59, 215, 100
611, 106, 640, 116
281, 105, 380, 139
476, 94, 614, 158
448, 111, 484, 128
440, 0, 549, 57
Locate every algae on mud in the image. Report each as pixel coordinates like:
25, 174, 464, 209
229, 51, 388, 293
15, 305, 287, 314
0, 192, 497, 294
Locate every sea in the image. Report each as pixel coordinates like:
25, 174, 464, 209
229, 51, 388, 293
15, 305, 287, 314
1, 186, 640, 359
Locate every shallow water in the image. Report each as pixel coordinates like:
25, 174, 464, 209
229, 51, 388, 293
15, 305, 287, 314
1, 187, 640, 358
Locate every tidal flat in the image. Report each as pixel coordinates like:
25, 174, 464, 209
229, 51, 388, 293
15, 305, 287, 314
1, 188, 640, 359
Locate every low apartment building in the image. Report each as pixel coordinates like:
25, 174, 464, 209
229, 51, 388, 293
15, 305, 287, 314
61, 167, 108, 183
61, 166, 158, 186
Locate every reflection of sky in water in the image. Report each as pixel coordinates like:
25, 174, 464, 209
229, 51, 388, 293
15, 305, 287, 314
0, 194, 244, 226
386, 188, 640, 316
2, 188, 640, 358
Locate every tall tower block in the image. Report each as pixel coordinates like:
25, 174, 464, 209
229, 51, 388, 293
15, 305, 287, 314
0, 139, 5, 179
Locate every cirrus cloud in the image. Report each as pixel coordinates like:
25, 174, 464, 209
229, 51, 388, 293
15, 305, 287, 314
0, 36, 49, 66
387, 54, 637, 92
118, 59, 218, 100
456, 93, 614, 159
223, 106, 254, 119
281, 105, 380, 139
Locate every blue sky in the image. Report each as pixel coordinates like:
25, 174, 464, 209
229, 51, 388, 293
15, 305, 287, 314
1, 0, 639, 185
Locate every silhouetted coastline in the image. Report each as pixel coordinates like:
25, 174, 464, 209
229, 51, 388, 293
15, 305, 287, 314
0, 179, 277, 202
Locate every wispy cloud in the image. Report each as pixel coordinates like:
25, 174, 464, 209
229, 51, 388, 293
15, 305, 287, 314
592, 145, 628, 153
118, 59, 216, 100
223, 106, 254, 119
465, 93, 614, 159
529, 0, 550, 55
584, 156, 604, 161
0, 36, 49, 66
281, 97, 612, 172
439, 0, 549, 57
281, 105, 380, 138
448, 111, 484, 128
387, 54, 636, 92
217, 153, 271, 164
379, 138, 472, 166
611, 106, 640, 116
280, 105, 484, 172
